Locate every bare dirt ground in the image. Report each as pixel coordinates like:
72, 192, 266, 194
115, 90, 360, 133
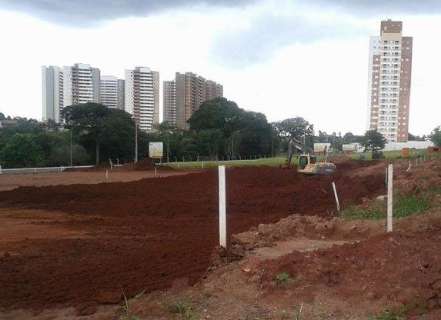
0, 159, 440, 319
0, 170, 189, 191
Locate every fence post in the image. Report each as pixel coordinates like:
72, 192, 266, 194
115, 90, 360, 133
218, 165, 227, 249
332, 182, 340, 213
387, 163, 393, 233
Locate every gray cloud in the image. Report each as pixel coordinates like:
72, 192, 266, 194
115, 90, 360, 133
311, 0, 441, 14
0, 0, 256, 25
212, 14, 367, 67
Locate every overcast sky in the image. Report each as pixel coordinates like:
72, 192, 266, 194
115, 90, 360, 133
0, 0, 440, 135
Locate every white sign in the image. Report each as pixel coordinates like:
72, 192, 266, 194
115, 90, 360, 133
149, 142, 163, 159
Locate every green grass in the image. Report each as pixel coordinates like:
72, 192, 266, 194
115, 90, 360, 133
275, 272, 293, 286
394, 195, 430, 218
167, 300, 198, 319
342, 194, 431, 221
368, 310, 405, 320
351, 149, 429, 161
162, 156, 287, 169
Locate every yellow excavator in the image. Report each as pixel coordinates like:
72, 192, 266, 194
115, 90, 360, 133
287, 138, 336, 175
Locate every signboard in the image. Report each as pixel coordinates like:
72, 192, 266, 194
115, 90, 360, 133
149, 142, 163, 159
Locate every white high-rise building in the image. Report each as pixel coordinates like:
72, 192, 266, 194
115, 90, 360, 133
63, 63, 100, 108
367, 20, 413, 142
100, 75, 125, 109
125, 67, 159, 131
42, 66, 63, 123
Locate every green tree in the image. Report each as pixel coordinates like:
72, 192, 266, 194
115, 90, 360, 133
363, 130, 387, 152
274, 117, 314, 140
188, 97, 273, 159
62, 103, 112, 165
273, 117, 314, 153
430, 126, 441, 147
100, 109, 136, 162
0, 133, 45, 168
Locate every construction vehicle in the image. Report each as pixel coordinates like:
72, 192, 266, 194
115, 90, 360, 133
287, 138, 336, 175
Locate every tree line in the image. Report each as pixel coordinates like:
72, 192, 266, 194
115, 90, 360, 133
0, 99, 440, 168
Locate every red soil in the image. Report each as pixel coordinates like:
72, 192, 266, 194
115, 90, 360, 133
261, 229, 441, 316
0, 163, 385, 313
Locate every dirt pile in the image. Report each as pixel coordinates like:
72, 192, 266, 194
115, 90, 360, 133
233, 214, 382, 249
259, 228, 441, 316
0, 162, 386, 313
395, 159, 441, 195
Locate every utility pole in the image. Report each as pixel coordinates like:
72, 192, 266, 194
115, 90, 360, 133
70, 129, 73, 167
167, 133, 170, 163
134, 120, 138, 163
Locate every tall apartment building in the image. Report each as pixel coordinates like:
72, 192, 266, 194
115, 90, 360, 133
174, 72, 223, 130
367, 19, 413, 142
63, 63, 100, 108
100, 75, 125, 109
125, 67, 160, 131
163, 80, 177, 126
42, 66, 63, 123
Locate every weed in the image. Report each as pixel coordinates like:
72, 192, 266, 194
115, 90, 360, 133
293, 304, 303, 320
341, 201, 385, 220
120, 292, 142, 320
368, 309, 404, 320
342, 193, 431, 221
167, 300, 197, 319
278, 305, 303, 320
394, 195, 430, 218
275, 272, 292, 286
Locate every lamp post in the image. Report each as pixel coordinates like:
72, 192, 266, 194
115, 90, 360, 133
70, 129, 73, 167
134, 120, 138, 163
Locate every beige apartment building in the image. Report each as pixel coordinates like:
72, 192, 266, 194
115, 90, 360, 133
125, 67, 160, 131
163, 80, 176, 127
367, 19, 413, 142
163, 72, 223, 129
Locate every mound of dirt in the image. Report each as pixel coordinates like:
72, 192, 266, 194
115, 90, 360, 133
233, 214, 382, 250
260, 227, 441, 315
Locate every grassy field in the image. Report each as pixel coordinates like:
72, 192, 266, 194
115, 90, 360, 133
161, 156, 287, 169
161, 149, 437, 170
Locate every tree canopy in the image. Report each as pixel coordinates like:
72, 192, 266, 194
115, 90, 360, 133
430, 126, 441, 147
362, 130, 387, 152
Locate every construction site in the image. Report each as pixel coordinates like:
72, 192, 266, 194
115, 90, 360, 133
0, 156, 440, 319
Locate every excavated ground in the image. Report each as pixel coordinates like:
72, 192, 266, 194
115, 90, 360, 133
0, 162, 386, 313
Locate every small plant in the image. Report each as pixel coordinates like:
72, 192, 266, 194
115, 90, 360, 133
293, 304, 303, 320
120, 292, 141, 320
167, 300, 197, 319
341, 201, 385, 220
394, 195, 430, 218
368, 309, 404, 320
275, 272, 292, 286
342, 193, 432, 221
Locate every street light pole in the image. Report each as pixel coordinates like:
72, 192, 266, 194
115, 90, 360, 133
134, 121, 138, 163
70, 129, 73, 167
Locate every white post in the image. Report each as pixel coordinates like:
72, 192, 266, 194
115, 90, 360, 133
0, 165, 2, 174
154, 167, 157, 177
218, 165, 227, 249
332, 182, 340, 213
387, 163, 393, 233
105, 169, 109, 181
